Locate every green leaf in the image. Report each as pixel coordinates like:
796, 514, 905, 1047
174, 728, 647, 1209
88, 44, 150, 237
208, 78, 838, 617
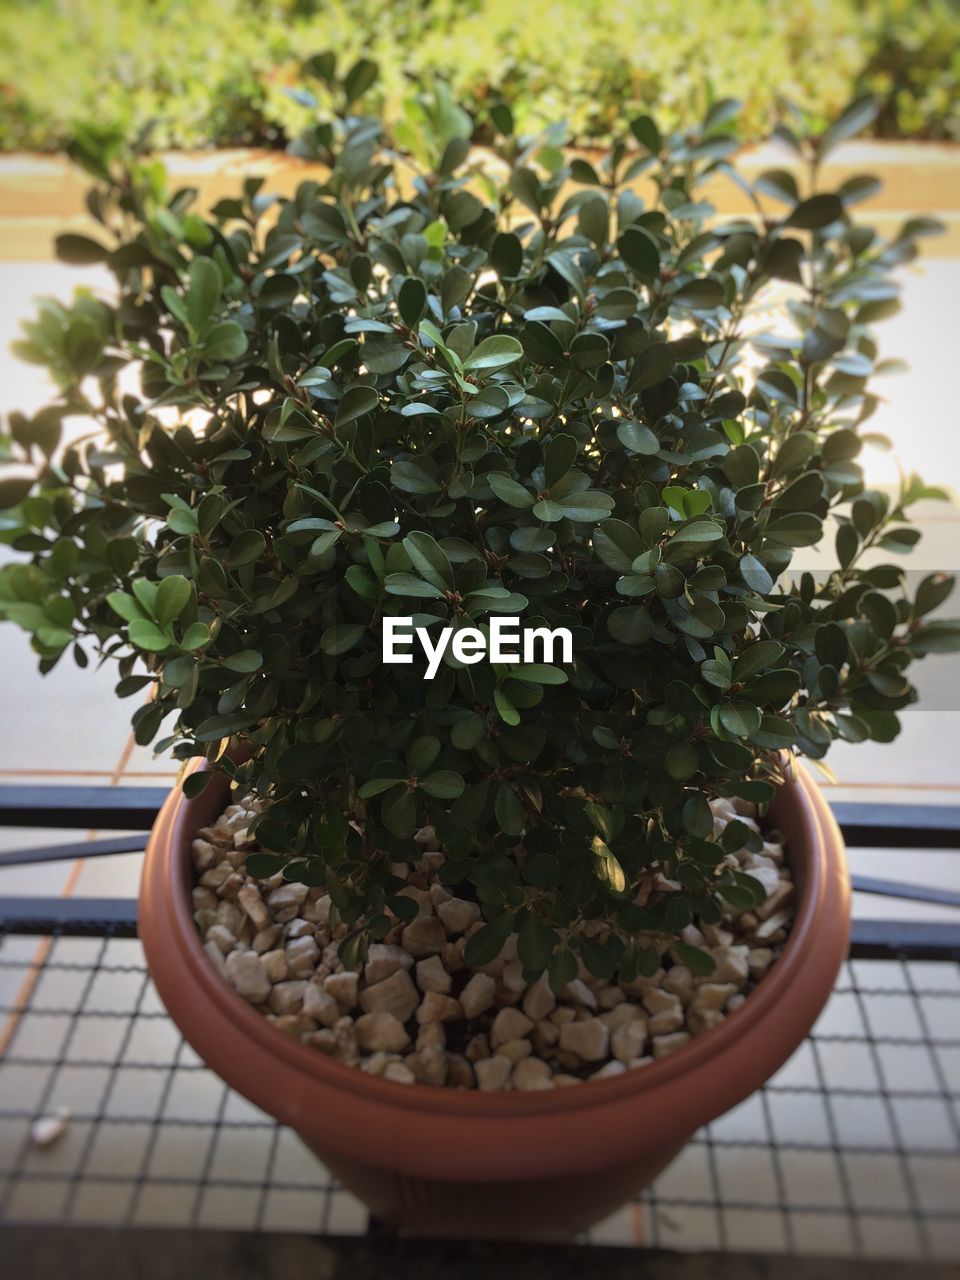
55, 233, 109, 264
518, 913, 558, 973
488, 474, 534, 508
617, 227, 660, 282
420, 770, 465, 799
128, 618, 172, 652
203, 320, 248, 361
181, 622, 211, 650
336, 386, 379, 428
222, 649, 263, 673
786, 194, 844, 230
665, 742, 699, 781
616, 420, 659, 455
320, 623, 367, 654
495, 781, 524, 835
187, 257, 222, 331
155, 575, 192, 628
672, 942, 716, 977
462, 335, 524, 373
358, 776, 404, 799
227, 530, 266, 567
506, 664, 568, 685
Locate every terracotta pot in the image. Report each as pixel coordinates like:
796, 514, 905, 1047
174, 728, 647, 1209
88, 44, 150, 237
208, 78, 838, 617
139, 764, 849, 1240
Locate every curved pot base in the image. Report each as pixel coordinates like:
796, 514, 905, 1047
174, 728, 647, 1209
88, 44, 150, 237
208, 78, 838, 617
313, 1138, 687, 1239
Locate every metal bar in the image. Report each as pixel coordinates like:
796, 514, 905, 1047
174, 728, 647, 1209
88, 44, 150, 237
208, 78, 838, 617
850, 918, 960, 960
850, 873, 960, 909
833, 802, 960, 849
0, 896, 139, 935
0, 785, 167, 830
0, 835, 149, 868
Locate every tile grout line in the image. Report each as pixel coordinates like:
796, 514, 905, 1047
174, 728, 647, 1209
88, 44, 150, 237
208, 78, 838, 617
0, 731, 139, 1060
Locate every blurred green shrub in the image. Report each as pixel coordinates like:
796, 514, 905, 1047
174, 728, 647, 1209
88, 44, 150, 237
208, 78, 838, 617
0, 0, 957, 152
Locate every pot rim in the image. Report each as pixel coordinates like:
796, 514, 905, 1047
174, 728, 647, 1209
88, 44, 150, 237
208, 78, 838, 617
141, 761, 847, 1117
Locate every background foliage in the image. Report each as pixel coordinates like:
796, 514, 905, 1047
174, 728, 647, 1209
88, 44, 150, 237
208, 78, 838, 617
1, 0, 958, 153
1, 72, 958, 980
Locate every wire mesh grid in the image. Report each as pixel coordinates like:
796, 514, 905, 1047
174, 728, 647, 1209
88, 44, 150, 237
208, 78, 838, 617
0, 928, 958, 1256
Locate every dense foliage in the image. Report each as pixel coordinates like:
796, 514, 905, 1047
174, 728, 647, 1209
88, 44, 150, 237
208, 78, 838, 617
2, 83, 958, 983
1, 0, 958, 153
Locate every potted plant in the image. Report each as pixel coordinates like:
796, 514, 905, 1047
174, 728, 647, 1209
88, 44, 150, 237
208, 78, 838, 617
2, 67, 958, 1239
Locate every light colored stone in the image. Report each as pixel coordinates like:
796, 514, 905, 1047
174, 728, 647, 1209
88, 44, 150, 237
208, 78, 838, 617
554, 1074, 582, 1088
237, 884, 271, 930
416, 991, 462, 1024
266, 882, 309, 920
200, 864, 232, 890
465, 1033, 490, 1062
206, 924, 236, 955
532, 1019, 560, 1055
405, 1045, 447, 1086
355, 1012, 411, 1053
260, 948, 289, 983
252, 924, 281, 954
490, 1006, 534, 1048
663, 965, 694, 1003
597, 986, 625, 1010
652, 1031, 692, 1058
192, 838, 219, 872
475, 1056, 512, 1091
558, 1018, 610, 1062
225, 949, 271, 1003
447, 1053, 474, 1089
710, 945, 750, 981
648, 1006, 684, 1036
286, 935, 320, 976
203, 940, 228, 978
364, 943, 413, 985
270, 1013, 315, 1038
611, 1020, 648, 1063
31, 1108, 71, 1148
401, 916, 447, 957
285, 918, 315, 940
643, 987, 681, 1016
269, 980, 306, 1015
522, 974, 556, 1022
384, 1062, 416, 1084
512, 1057, 554, 1091
302, 984, 340, 1026
397, 885, 434, 918
332, 1015, 359, 1064
561, 979, 597, 1010
324, 971, 359, 1009
415, 955, 452, 995
416, 1022, 446, 1051
429, 882, 452, 909
303, 1029, 337, 1054
590, 1060, 626, 1081
359, 969, 420, 1022
460, 972, 497, 1019
748, 948, 774, 979
497, 1037, 534, 1064
688, 1008, 726, 1035
755, 880, 794, 922
601, 1003, 643, 1030
692, 982, 738, 1012
437, 897, 481, 935
501, 959, 526, 994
